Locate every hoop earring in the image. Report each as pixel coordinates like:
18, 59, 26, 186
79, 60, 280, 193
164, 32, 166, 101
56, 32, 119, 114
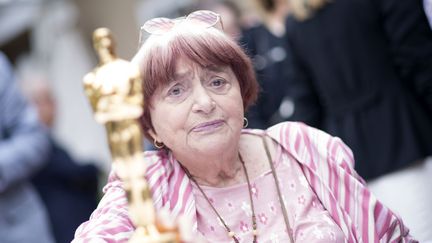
153, 139, 165, 149
243, 117, 248, 128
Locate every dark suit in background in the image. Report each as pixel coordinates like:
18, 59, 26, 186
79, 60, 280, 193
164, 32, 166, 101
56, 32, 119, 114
285, 0, 432, 239
241, 23, 294, 129
32, 138, 99, 243
286, 0, 432, 180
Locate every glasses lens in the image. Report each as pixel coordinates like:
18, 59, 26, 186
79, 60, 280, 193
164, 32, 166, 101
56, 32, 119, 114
138, 10, 221, 49
186, 10, 220, 28
142, 17, 175, 35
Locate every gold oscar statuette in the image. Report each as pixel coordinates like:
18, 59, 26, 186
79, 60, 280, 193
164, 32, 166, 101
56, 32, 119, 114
83, 28, 179, 243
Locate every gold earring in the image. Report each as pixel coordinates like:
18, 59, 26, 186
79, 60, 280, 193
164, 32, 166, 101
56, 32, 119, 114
153, 139, 165, 149
243, 117, 248, 128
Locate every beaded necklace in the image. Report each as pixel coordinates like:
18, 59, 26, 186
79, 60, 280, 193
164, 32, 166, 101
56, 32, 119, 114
181, 136, 294, 243
183, 153, 256, 242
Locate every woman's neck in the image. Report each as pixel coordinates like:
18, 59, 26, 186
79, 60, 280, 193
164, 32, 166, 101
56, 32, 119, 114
176, 146, 245, 187
174, 134, 274, 187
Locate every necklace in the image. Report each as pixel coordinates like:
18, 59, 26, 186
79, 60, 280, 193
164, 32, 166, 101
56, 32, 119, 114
183, 153, 257, 243
181, 136, 294, 243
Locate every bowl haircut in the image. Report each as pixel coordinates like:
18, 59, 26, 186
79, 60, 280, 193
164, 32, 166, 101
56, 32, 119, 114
132, 24, 259, 141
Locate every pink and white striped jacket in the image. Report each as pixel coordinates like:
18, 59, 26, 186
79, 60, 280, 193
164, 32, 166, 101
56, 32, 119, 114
73, 122, 416, 243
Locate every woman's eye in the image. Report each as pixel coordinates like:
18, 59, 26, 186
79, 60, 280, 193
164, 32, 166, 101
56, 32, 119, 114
167, 85, 183, 96
210, 78, 226, 87
207, 77, 231, 94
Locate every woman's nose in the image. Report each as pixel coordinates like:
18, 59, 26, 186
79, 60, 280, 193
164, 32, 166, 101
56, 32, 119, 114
191, 86, 216, 114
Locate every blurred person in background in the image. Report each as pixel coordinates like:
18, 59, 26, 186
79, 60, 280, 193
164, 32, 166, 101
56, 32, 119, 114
200, 0, 243, 40
285, 0, 432, 240
240, 0, 295, 129
21, 76, 100, 243
178, 0, 244, 41
0, 52, 54, 243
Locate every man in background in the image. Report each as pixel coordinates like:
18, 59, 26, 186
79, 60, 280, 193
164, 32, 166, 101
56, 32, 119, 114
22, 76, 99, 243
0, 52, 54, 243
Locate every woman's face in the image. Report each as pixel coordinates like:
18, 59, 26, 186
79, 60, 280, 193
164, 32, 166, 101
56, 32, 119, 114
149, 58, 244, 155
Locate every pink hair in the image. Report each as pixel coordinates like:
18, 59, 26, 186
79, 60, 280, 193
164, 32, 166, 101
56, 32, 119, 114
132, 24, 259, 140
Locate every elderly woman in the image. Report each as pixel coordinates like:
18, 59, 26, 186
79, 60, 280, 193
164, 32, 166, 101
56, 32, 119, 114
73, 10, 415, 243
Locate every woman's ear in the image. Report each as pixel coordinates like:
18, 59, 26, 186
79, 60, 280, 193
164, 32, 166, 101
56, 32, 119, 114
148, 129, 165, 149
148, 129, 160, 143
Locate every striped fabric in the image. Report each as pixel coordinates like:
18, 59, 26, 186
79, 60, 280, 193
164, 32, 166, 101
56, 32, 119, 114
73, 122, 416, 243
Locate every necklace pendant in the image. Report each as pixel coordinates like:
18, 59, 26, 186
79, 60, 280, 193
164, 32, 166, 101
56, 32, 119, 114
228, 231, 235, 238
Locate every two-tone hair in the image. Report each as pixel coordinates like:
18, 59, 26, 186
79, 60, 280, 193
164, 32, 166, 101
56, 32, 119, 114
132, 23, 259, 140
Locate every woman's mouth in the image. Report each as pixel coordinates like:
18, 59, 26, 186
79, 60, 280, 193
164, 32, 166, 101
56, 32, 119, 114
191, 120, 224, 133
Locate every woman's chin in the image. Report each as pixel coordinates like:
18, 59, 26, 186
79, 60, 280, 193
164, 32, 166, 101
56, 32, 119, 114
188, 135, 234, 154
186, 123, 241, 154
